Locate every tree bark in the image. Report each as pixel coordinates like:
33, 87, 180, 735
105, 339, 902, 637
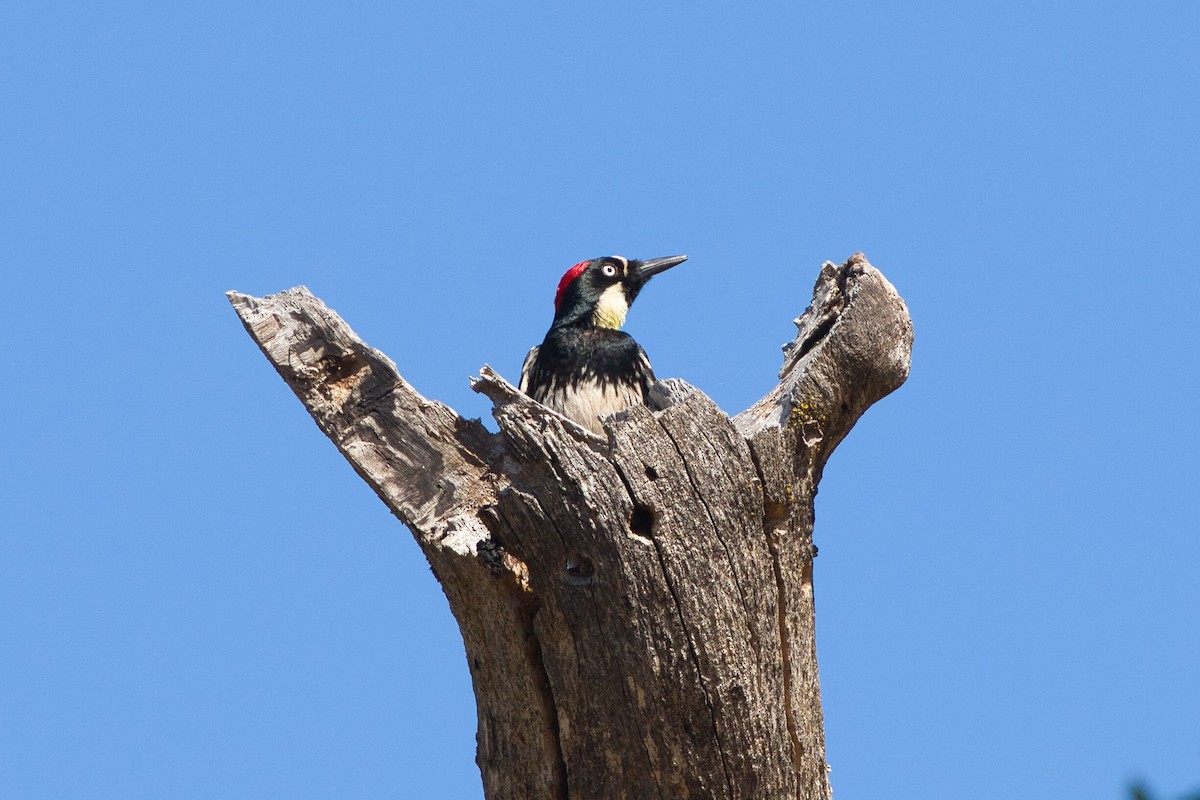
227, 252, 912, 800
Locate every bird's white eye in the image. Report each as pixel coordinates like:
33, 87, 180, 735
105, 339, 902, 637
601, 264, 618, 277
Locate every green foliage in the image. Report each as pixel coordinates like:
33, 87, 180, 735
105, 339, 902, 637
1129, 781, 1200, 800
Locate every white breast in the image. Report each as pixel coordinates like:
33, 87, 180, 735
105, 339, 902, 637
542, 378, 643, 435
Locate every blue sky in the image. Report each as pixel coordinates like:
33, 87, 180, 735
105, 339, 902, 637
2, 1, 1197, 798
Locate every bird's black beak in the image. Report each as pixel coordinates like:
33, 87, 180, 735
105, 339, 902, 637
635, 255, 688, 279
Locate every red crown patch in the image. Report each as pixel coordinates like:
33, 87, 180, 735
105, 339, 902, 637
554, 260, 591, 310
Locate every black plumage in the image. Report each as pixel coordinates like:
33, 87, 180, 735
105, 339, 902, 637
519, 254, 686, 434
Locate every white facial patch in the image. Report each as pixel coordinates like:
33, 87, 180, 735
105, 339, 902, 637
594, 283, 629, 329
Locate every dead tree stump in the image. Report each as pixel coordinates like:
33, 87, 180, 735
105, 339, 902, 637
228, 252, 912, 800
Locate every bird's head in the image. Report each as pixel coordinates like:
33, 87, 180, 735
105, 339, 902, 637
551, 254, 688, 329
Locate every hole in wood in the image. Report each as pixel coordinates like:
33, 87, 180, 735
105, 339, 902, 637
324, 352, 363, 381
630, 503, 655, 539
645, 465, 659, 481
564, 552, 595, 584
763, 499, 788, 526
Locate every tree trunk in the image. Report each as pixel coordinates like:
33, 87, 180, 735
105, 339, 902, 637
227, 252, 912, 800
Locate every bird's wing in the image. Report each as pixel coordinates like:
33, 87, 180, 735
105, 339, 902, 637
518, 345, 539, 395
636, 343, 656, 397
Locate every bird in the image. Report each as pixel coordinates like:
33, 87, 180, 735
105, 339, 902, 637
519, 254, 688, 435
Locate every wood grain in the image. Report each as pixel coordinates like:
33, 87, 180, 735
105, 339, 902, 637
229, 253, 912, 800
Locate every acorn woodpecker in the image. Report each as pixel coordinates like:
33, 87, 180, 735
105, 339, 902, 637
519, 254, 688, 435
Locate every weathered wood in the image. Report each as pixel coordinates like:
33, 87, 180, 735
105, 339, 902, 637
228, 252, 912, 800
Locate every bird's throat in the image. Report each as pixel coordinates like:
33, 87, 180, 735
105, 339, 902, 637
593, 284, 629, 329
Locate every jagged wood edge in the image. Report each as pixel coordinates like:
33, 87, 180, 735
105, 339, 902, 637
226, 252, 913, 800
226, 288, 565, 798
735, 251, 913, 482
226, 251, 912, 575
226, 286, 499, 550
730, 253, 911, 800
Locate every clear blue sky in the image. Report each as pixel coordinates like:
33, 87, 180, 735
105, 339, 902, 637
2, 2, 1197, 798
